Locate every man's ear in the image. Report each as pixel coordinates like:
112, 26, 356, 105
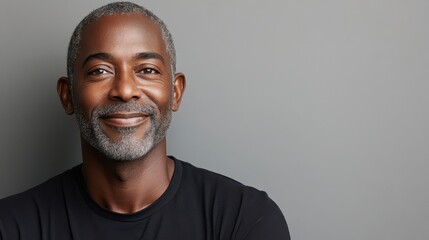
57, 77, 74, 115
172, 72, 186, 112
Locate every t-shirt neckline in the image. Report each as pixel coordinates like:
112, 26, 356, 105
73, 156, 183, 222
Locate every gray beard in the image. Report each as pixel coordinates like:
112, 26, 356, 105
74, 100, 172, 161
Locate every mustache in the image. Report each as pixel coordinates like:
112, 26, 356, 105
93, 101, 156, 118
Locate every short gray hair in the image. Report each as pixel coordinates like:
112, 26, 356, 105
67, 1, 176, 81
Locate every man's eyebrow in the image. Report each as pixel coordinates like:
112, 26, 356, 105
82, 52, 113, 67
134, 52, 165, 64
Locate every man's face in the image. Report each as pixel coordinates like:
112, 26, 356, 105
67, 14, 178, 161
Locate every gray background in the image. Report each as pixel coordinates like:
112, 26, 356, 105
1, 0, 428, 239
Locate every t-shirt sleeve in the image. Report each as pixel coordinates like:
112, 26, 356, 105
237, 190, 291, 240
0, 198, 21, 240
242, 207, 290, 240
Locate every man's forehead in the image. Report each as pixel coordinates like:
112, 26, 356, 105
77, 14, 167, 59
81, 13, 162, 39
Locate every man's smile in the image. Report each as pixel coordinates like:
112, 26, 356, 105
100, 112, 149, 128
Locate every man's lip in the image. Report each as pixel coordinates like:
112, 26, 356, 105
101, 112, 149, 118
100, 112, 149, 128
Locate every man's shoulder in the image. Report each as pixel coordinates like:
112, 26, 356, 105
0, 166, 76, 218
179, 159, 281, 215
177, 159, 290, 239
0, 167, 78, 239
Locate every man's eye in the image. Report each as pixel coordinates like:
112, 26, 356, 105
139, 68, 159, 74
89, 69, 110, 75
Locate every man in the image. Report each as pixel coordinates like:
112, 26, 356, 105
0, 2, 290, 239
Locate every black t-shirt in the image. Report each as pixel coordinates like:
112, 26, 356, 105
0, 158, 290, 239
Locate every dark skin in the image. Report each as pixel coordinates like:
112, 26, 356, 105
56, 14, 186, 214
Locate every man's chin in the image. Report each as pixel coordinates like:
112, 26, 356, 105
99, 124, 142, 142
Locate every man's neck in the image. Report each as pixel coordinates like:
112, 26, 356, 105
81, 138, 175, 214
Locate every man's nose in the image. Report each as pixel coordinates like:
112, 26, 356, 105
108, 70, 142, 102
